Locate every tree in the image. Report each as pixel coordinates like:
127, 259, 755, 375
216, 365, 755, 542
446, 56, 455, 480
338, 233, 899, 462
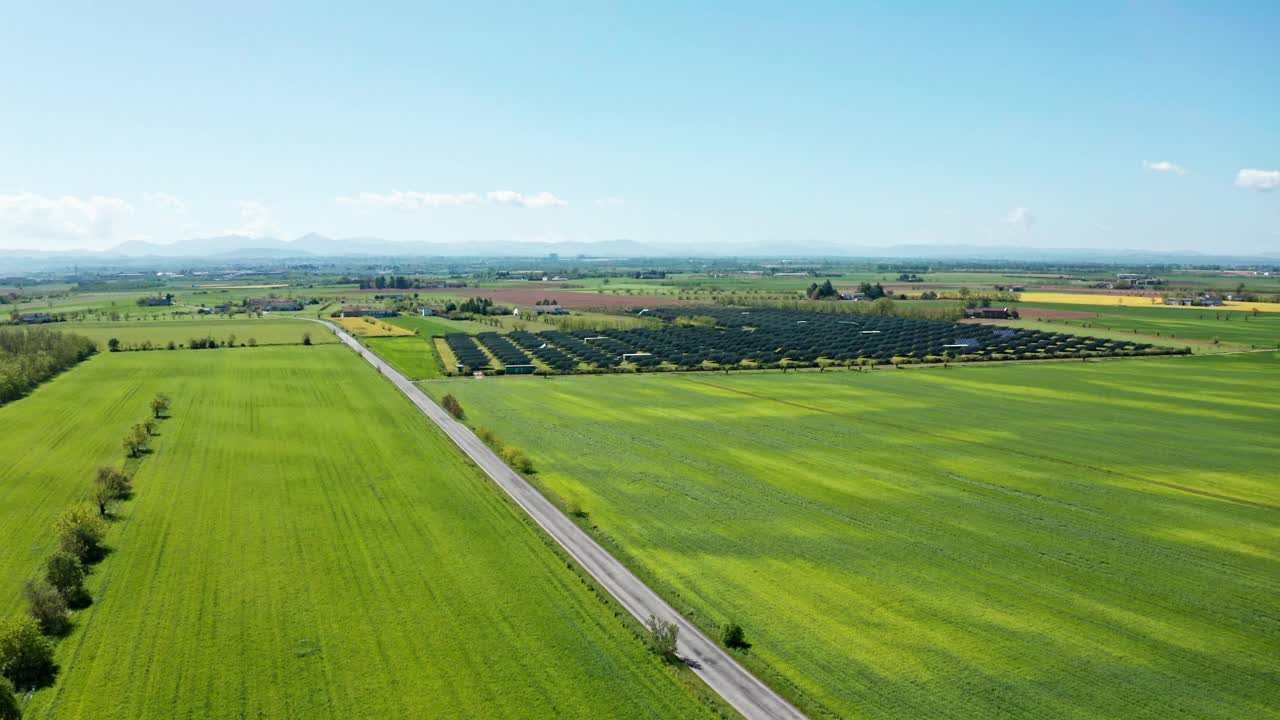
0, 616, 56, 689
721, 622, 750, 650
0, 676, 20, 720
302, 333, 312, 346
24, 581, 70, 637
644, 615, 679, 662
150, 392, 171, 419
54, 505, 107, 563
441, 394, 465, 420
501, 446, 535, 473
122, 425, 148, 458
142, 419, 157, 436
107, 337, 120, 352
43, 551, 85, 601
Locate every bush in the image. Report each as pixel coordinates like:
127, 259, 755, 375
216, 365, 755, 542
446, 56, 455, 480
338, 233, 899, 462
24, 581, 70, 637
721, 622, 750, 650
501, 446, 535, 474
0, 677, 19, 720
644, 615, 679, 662
54, 505, 108, 563
441, 394, 465, 420
0, 616, 56, 689
43, 551, 85, 601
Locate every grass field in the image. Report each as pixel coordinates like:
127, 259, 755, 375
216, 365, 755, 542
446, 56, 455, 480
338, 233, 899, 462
1010, 302, 1280, 349
1, 347, 717, 719
364, 336, 444, 379
51, 318, 338, 348
425, 354, 1280, 719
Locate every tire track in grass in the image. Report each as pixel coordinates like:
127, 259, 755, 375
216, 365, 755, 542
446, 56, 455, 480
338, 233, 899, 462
683, 377, 1279, 512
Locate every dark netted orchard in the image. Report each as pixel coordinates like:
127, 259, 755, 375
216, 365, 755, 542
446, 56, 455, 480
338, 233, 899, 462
441, 307, 1182, 374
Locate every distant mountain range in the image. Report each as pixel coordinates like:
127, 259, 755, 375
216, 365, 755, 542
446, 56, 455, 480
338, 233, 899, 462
0, 234, 1276, 268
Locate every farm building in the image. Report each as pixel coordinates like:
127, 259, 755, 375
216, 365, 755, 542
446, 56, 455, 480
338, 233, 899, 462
16, 312, 54, 324
248, 298, 304, 311
964, 307, 1015, 319
341, 306, 398, 318
418, 307, 434, 316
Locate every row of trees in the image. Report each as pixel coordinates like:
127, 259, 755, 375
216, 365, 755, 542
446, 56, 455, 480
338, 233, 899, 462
0, 394, 170, 712
0, 327, 97, 407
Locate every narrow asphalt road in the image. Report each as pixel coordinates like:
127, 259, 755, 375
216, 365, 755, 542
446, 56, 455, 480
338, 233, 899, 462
307, 319, 809, 720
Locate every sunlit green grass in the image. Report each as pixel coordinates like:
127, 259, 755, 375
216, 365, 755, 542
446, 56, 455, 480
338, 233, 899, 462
1016, 302, 1280, 348
53, 318, 337, 348
364, 335, 444, 378
427, 353, 1280, 719
2, 347, 715, 719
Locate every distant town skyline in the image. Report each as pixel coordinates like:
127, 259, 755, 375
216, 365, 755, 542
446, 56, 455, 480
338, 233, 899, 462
0, 2, 1276, 253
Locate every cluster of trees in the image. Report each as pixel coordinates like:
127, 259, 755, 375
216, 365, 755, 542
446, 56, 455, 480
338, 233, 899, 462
805, 280, 839, 300
896, 273, 924, 282
856, 282, 888, 300
134, 293, 175, 306
454, 297, 496, 315
533, 299, 559, 306
0, 327, 96, 407
0, 452, 148, 697
357, 275, 416, 290
109, 337, 262, 353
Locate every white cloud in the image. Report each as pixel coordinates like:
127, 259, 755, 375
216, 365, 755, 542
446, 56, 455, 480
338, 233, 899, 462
1144, 160, 1186, 176
1005, 207, 1034, 231
141, 191, 187, 214
233, 200, 281, 237
0, 192, 132, 246
336, 190, 567, 210
1235, 169, 1280, 191
486, 190, 568, 208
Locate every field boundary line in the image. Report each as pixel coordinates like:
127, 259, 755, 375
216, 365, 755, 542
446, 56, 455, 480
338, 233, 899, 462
300, 317, 810, 720
684, 377, 1280, 512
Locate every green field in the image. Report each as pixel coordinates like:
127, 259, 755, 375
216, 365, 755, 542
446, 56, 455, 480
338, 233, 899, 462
364, 335, 444, 379
0, 347, 716, 719
1015, 302, 1280, 349
52, 318, 337, 348
425, 354, 1280, 719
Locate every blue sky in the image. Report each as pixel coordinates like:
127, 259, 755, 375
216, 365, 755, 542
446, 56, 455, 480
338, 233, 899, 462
0, 1, 1276, 253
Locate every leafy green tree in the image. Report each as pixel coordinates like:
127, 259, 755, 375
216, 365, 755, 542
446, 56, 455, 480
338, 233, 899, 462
0, 616, 56, 689
644, 615, 679, 662
721, 622, 750, 650
0, 676, 21, 720
24, 581, 70, 637
149, 392, 171, 419
43, 551, 85, 600
107, 337, 120, 352
54, 505, 107, 564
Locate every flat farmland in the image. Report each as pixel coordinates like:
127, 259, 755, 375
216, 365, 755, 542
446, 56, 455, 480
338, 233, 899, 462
6, 347, 715, 719
1010, 302, 1280, 349
364, 335, 444, 379
426, 354, 1280, 719
52, 318, 337, 347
